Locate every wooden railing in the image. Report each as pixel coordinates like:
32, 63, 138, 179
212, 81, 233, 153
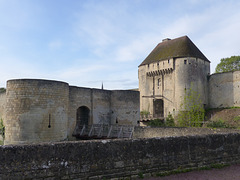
73, 124, 134, 139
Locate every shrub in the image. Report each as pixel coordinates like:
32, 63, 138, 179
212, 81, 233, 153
140, 110, 150, 118
0, 118, 5, 138
147, 119, 165, 127
165, 113, 175, 127
206, 118, 229, 128
176, 83, 205, 127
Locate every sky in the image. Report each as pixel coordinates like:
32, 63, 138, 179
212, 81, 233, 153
0, 0, 240, 89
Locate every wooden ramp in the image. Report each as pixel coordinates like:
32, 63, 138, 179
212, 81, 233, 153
73, 124, 134, 139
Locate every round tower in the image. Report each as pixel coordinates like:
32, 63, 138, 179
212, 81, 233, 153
4, 79, 69, 145
174, 57, 210, 112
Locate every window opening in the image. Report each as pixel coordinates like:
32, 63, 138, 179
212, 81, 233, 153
48, 114, 51, 128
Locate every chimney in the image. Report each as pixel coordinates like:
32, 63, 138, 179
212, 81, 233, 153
162, 38, 171, 42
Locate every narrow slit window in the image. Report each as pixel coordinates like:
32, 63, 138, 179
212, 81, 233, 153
184, 60, 187, 64
48, 114, 51, 128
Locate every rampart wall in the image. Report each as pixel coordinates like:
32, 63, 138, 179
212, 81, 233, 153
209, 71, 240, 108
1, 133, 240, 179
111, 90, 139, 125
3, 79, 139, 145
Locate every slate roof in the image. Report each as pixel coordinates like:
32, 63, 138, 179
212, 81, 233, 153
139, 36, 210, 66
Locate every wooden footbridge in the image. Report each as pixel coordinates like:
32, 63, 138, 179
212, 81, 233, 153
73, 124, 134, 140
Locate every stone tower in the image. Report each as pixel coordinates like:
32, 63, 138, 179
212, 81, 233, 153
138, 36, 210, 118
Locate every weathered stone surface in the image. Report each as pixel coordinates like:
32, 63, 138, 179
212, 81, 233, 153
2, 79, 139, 145
209, 71, 240, 108
1, 133, 240, 179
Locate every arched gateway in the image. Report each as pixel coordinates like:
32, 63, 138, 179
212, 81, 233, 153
76, 106, 90, 126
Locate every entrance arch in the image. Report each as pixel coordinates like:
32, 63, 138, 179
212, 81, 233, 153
76, 106, 90, 126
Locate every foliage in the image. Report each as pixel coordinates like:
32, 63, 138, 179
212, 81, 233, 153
176, 83, 205, 127
147, 119, 165, 127
140, 110, 150, 118
206, 118, 229, 128
233, 116, 240, 122
0, 118, 5, 139
147, 113, 175, 127
165, 113, 175, 127
138, 172, 144, 179
215, 56, 240, 73
0, 88, 6, 93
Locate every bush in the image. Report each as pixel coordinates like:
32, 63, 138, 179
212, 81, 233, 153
147, 119, 165, 127
147, 113, 175, 127
176, 83, 205, 127
165, 113, 175, 127
206, 118, 229, 128
0, 118, 5, 138
140, 110, 150, 118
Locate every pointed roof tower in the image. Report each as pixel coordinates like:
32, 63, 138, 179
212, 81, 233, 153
139, 36, 210, 66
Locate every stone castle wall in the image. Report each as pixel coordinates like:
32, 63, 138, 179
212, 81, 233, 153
4, 79, 69, 145
1, 133, 240, 179
209, 71, 240, 108
111, 90, 139, 125
3, 79, 139, 145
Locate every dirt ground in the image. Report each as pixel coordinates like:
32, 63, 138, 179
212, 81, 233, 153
145, 164, 240, 180
204, 108, 240, 127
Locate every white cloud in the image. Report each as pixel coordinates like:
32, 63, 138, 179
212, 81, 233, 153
48, 40, 63, 50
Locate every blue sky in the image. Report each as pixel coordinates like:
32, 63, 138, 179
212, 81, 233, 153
1, 0, 240, 89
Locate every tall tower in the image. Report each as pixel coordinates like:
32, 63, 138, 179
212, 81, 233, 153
138, 36, 210, 119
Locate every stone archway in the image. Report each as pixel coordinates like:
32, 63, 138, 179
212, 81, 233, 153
76, 106, 90, 127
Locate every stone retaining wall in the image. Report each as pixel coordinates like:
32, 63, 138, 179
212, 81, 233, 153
133, 126, 240, 138
1, 133, 240, 179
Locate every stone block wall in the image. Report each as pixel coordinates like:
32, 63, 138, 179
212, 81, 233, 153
111, 90, 139, 125
133, 126, 240, 138
2, 79, 139, 145
1, 133, 240, 179
92, 89, 111, 125
68, 86, 92, 140
4, 79, 69, 145
209, 71, 240, 108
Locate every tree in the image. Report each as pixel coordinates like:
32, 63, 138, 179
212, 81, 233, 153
176, 83, 205, 127
215, 56, 240, 73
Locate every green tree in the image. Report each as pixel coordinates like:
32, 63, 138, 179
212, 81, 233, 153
215, 56, 240, 73
177, 83, 205, 127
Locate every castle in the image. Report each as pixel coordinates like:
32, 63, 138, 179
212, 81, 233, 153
0, 79, 139, 145
0, 35, 240, 145
139, 36, 240, 119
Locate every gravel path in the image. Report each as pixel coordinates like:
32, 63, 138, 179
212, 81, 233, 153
145, 164, 240, 180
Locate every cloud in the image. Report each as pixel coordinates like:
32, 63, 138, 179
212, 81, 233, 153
114, 36, 157, 62
48, 40, 63, 50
